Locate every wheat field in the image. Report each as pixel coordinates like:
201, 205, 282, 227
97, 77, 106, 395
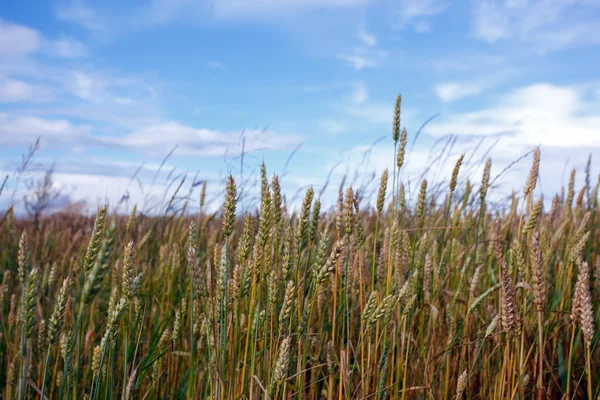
0, 97, 599, 399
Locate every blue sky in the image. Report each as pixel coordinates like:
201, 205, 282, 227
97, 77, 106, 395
1, 0, 600, 214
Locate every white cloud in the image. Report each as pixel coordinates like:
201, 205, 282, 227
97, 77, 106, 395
339, 45, 388, 70
47, 36, 87, 58
0, 19, 41, 56
0, 19, 86, 59
434, 75, 510, 102
339, 24, 386, 69
0, 78, 42, 103
472, 0, 600, 51
394, 0, 448, 31
435, 82, 485, 102
101, 122, 302, 156
339, 53, 376, 70
0, 113, 91, 146
56, 0, 109, 35
70, 71, 99, 100
0, 110, 302, 160
427, 83, 600, 148
472, 1, 510, 42
356, 24, 377, 46
60, 70, 153, 107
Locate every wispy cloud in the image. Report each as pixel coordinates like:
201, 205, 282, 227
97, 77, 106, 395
101, 123, 302, 156
339, 82, 398, 124
472, 0, 600, 52
393, 0, 448, 31
0, 110, 301, 158
338, 50, 387, 70
339, 24, 388, 69
434, 73, 513, 102
356, 24, 377, 46
47, 36, 87, 58
435, 82, 486, 102
55, 0, 110, 37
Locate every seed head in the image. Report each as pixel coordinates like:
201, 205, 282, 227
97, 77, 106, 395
455, 370, 467, 400
397, 128, 407, 170
524, 147, 540, 197
344, 187, 354, 236
480, 158, 492, 202
566, 169, 576, 211
530, 231, 546, 311
309, 199, 321, 242
568, 230, 590, 265
315, 239, 345, 286
362, 291, 379, 326
578, 264, 594, 345
281, 226, 295, 282
270, 336, 292, 394
222, 175, 237, 237
336, 187, 344, 237
122, 241, 135, 301
271, 174, 282, 227
522, 197, 543, 236
549, 194, 560, 224
392, 94, 401, 142
126, 204, 136, 234
416, 179, 428, 221
298, 187, 314, 244
23, 267, 39, 339
496, 228, 520, 336
199, 181, 207, 209
377, 169, 388, 215
450, 155, 464, 193
84, 205, 107, 274
399, 183, 405, 210
17, 230, 28, 283
237, 216, 254, 265
278, 281, 295, 335
47, 277, 70, 346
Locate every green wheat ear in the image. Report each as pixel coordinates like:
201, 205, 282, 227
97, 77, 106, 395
297, 187, 314, 245
47, 277, 70, 346
23, 267, 39, 338
271, 174, 282, 228
84, 205, 107, 275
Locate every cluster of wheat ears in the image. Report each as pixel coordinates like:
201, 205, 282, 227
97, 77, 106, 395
0, 96, 599, 400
